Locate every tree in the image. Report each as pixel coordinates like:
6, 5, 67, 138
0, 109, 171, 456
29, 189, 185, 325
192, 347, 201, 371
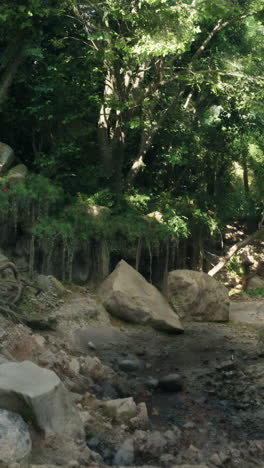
70, 0, 264, 191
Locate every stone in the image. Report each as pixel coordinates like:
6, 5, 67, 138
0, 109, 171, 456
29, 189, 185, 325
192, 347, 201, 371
118, 359, 143, 372
167, 269, 229, 322
131, 402, 149, 429
7, 164, 28, 185
102, 397, 137, 423
113, 438, 135, 466
33, 335, 46, 347
0, 360, 83, 437
0, 409, 32, 463
230, 301, 264, 324
99, 260, 183, 332
246, 275, 264, 290
36, 274, 65, 296
210, 453, 222, 466
136, 430, 167, 457
22, 314, 57, 331
0, 142, 15, 174
159, 373, 183, 392
145, 377, 159, 389
69, 358, 81, 375
80, 355, 114, 382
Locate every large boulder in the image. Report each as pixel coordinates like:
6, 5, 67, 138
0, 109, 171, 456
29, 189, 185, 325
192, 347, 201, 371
0, 360, 83, 437
7, 163, 28, 185
0, 142, 15, 174
246, 275, 264, 290
167, 270, 229, 322
98, 260, 183, 332
0, 409, 32, 464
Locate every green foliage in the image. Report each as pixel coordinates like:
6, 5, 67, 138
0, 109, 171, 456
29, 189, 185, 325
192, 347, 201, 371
247, 288, 264, 298
0, 0, 264, 273
80, 189, 115, 208
226, 256, 244, 277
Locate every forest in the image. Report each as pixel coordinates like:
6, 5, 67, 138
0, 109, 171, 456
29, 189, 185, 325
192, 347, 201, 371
0, 0, 263, 286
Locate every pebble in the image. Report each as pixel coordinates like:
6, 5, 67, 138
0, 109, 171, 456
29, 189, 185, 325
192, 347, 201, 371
118, 359, 143, 372
159, 373, 183, 392
210, 453, 222, 466
145, 377, 159, 389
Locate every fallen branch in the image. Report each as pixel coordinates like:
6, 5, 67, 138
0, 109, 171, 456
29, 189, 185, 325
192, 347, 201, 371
208, 221, 264, 277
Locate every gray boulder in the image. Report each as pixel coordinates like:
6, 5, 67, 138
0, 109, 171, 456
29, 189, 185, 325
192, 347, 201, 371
113, 438, 135, 466
168, 269, 229, 322
0, 360, 83, 437
98, 260, 183, 332
36, 274, 65, 296
246, 275, 264, 290
7, 163, 28, 185
0, 142, 15, 174
0, 409, 31, 463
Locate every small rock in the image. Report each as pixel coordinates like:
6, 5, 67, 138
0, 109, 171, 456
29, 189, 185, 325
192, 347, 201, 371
183, 421, 196, 429
159, 373, 183, 392
145, 377, 159, 389
113, 438, 134, 466
0, 409, 32, 463
131, 402, 149, 429
118, 359, 143, 372
33, 335, 46, 347
103, 397, 137, 423
69, 358, 81, 375
210, 453, 222, 466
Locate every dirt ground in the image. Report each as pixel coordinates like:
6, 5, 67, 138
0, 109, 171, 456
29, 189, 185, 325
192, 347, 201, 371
2, 287, 264, 467
70, 297, 264, 464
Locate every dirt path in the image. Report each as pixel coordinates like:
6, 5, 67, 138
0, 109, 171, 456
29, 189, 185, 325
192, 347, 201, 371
73, 303, 264, 446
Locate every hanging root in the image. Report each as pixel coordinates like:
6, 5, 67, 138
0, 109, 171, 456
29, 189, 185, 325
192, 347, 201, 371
0, 261, 23, 320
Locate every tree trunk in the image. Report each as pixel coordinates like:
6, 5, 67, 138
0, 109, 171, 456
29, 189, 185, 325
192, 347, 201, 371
0, 42, 27, 107
242, 152, 250, 195
97, 70, 126, 188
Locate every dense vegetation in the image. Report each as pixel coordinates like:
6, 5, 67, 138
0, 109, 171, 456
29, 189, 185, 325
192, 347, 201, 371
0, 0, 263, 282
